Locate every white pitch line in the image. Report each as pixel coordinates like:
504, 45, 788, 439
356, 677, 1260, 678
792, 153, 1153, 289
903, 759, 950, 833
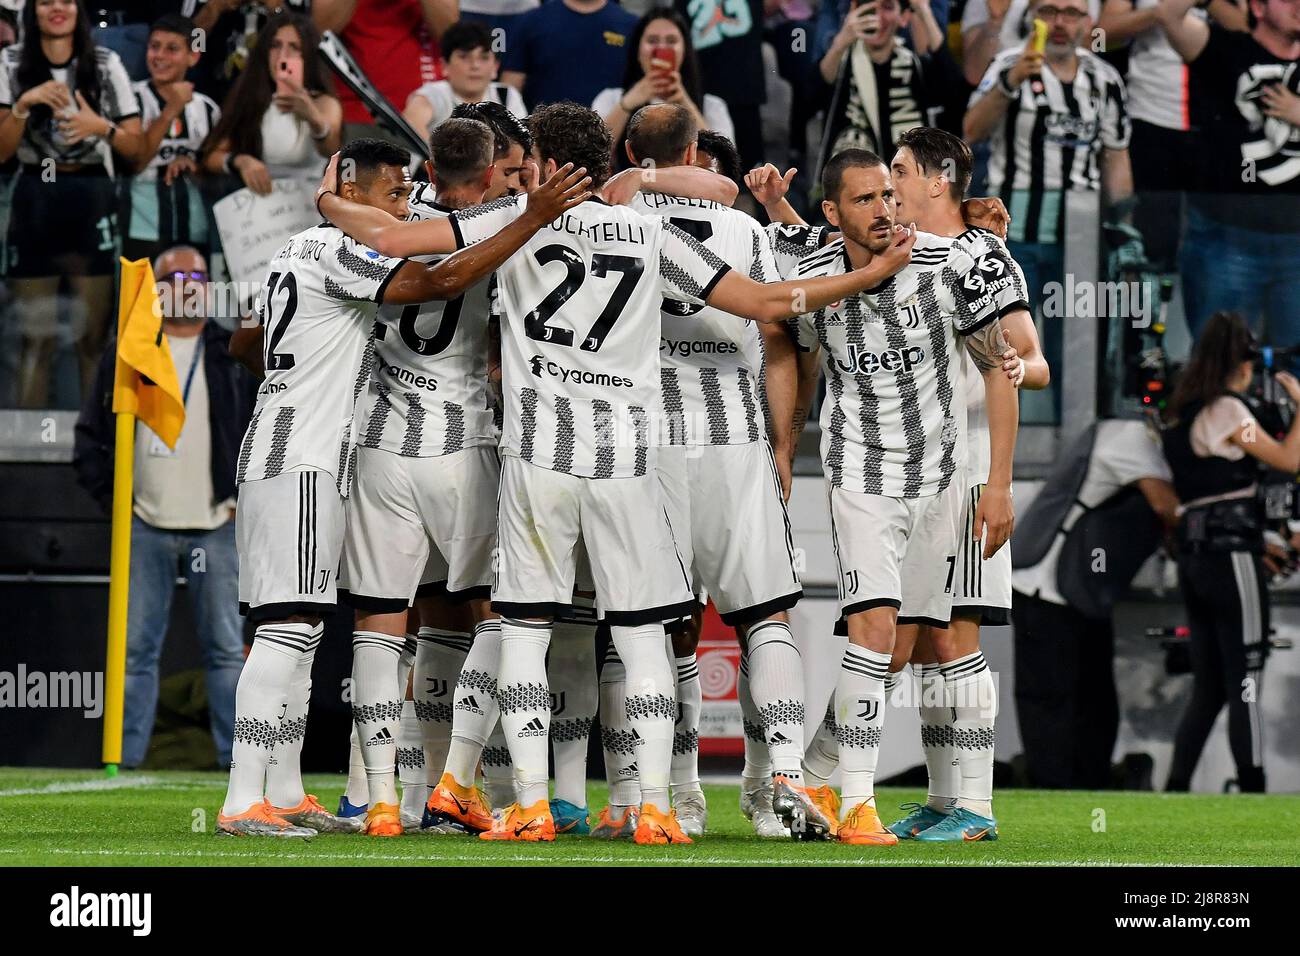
0, 776, 220, 797
0, 847, 1205, 867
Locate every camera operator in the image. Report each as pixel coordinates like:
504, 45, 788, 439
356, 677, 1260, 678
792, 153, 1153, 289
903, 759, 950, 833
1160, 310, 1300, 793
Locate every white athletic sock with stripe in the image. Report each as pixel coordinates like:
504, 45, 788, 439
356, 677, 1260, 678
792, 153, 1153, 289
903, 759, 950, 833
265, 623, 322, 809
344, 725, 368, 808
802, 700, 839, 788
414, 626, 472, 786
497, 618, 553, 808
670, 651, 702, 794
480, 721, 516, 811
944, 652, 997, 818
610, 622, 675, 814
737, 653, 772, 785
599, 644, 639, 808
223, 623, 313, 816
398, 634, 417, 693
918, 663, 957, 813
351, 630, 405, 808
836, 644, 891, 816
397, 699, 428, 818
443, 619, 501, 788
747, 619, 806, 781
548, 608, 598, 808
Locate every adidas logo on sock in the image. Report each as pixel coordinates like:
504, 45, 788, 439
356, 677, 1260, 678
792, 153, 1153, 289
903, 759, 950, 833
618, 762, 638, 777
516, 717, 547, 738
455, 695, 484, 715
365, 727, 394, 747
769, 731, 792, 745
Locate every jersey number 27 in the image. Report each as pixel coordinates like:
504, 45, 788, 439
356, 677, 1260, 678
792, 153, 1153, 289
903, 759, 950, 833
524, 244, 644, 353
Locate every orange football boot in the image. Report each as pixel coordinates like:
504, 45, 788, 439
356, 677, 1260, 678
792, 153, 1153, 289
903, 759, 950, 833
838, 800, 900, 846
425, 773, 495, 833
479, 799, 556, 842
364, 802, 403, 837
632, 805, 694, 845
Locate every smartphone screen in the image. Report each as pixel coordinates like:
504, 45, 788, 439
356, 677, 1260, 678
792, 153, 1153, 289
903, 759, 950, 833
650, 45, 677, 73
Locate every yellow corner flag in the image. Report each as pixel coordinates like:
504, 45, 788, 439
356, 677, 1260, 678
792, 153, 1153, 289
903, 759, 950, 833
112, 257, 185, 447
103, 258, 186, 773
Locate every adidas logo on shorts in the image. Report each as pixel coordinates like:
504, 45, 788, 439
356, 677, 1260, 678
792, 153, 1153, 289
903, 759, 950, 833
516, 717, 547, 738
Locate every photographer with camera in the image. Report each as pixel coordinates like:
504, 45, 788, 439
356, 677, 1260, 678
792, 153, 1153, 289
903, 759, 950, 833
1160, 310, 1300, 793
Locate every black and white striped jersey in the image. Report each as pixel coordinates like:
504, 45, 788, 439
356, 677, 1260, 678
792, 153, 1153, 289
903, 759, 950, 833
630, 192, 780, 447
974, 49, 1130, 243
766, 222, 829, 279
357, 184, 497, 459
790, 231, 1028, 498
953, 228, 1030, 486
236, 224, 406, 494
131, 80, 220, 178
451, 194, 731, 479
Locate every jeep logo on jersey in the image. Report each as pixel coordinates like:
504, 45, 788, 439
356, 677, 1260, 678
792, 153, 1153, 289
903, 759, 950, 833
963, 255, 1007, 294
835, 344, 926, 376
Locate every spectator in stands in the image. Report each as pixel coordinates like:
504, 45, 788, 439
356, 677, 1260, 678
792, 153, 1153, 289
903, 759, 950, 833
965, 0, 1133, 417
1099, 0, 1246, 274
189, 0, 311, 104
404, 20, 527, 148
814, 0, 955, 61
312, 0, 456, 145
122, 14, 221, 263
73, 245, 258, 770
200, 12, 341, 196
594, 7, 734, 172
501, 0, 638, 111
961, 0, 1031, 86
458, 0, 540, 37
673, 0, 766, 171
1159, 0, 1300, 345
815, 0, 948, 179
87, 1, 172, 80
0, 0, 145, 407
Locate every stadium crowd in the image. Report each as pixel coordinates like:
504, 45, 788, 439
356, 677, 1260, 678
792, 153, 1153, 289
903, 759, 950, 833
0, 0, 1295, 839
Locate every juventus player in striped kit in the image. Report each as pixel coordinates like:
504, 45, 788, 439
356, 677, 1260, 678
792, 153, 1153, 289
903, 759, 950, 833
782, 148, 1022, 845
318, 103, 917, 844
215, 138, 591, 837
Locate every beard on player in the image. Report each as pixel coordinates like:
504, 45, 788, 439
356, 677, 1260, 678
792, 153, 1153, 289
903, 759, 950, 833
820, 150, 900, 257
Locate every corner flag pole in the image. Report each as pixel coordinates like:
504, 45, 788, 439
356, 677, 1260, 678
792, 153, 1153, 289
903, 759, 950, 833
102, 409, 135, 777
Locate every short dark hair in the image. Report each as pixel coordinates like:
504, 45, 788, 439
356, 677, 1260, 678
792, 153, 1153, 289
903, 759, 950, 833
431, 117, 495, 186
150, 13, 196, 43
695, 129, 742, 183
440, 19, 496, 58
821, 148, 887, 204
528, 102, 612, 187
338, 137, 411, 190
451, 100, 533, 159
626, 103, 697, 168
896, 126, 972, 203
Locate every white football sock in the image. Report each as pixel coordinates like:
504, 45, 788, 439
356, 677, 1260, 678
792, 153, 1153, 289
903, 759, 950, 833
265, 623, 322, 809
747, 619, 806, 781
547, 609, 598, 808
397, 699, 428, 818
737, 652, 772, 783
443, 619, 501, 788
918, 663, 957, 813
835, 644, 890, 816
945, 652, 997, 818
398, 634, 417, 690
351, 630, 405, 808
670, 652, 702, 794
481, 721, 515, 810
222, 624, 310, 816
802, 701, 839, 788
497, 618, 553, 808
344, 725, 368, 807
611, 622, 674, 814
599, 643, 639, 808
415, 626, 471, 785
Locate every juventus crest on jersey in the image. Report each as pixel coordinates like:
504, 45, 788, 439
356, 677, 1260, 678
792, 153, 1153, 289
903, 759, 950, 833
357, 182, 497, 459
630, 192, 779, 447
236, 224, 405, 494
791, 230, 1028, 498
451, 194, 730, 480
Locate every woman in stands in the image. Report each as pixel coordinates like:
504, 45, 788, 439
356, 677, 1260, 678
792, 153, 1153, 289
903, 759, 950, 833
0, 0, 144, 407
593, 7, 733, 173
200, 12, 341, 196
1161, 311, 1300, 793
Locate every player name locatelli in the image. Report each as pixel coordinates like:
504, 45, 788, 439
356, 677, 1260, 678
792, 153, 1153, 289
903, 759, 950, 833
545, 214, 648, 246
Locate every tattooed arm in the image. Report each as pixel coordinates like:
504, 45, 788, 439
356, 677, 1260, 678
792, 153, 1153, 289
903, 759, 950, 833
966, 319, 1018, 559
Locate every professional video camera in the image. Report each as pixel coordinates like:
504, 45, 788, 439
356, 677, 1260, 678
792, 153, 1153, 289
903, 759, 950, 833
1244, 345, 1300, 522
1147, 625, 1293, 676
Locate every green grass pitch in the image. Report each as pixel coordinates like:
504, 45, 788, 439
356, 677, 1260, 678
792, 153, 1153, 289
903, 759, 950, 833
1, 768, 1296, 866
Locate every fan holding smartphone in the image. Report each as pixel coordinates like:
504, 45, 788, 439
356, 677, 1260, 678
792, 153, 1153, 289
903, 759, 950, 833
593, 7, 735, 172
